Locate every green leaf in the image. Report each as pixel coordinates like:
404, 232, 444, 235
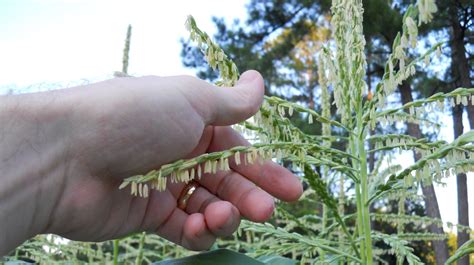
392, 32, 401, 51
241, 221, 361, 263
454, 130, 474, 145
445, 239, 474, 265
257, 255, 298, 265
152, 249, 264, 265
304, 166, 338, 211
303, 166, 360, 259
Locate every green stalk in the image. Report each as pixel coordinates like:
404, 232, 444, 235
113, 239, 119, 265
355, 183, 366, 262
122, 24, 131, 74
338, 173, 345, 242
357, 98, 373, 264
322, 205, 328, 228
320, 203, 328, 262
351, 139, 366, 263
135, 232, 146, 265
359, 137, 373, 264
338, 173, 345, 265
397, 195, 406, 265
320, 163, 329, 262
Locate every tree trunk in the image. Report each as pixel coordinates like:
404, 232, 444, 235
449, 1, 474, 128
449, 3, 472, 263
399, 81, 450, 264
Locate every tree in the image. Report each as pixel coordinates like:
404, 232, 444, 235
409, 2, 473, 263
364, 1, 474, 263
446, 2, 473, 264
181, 0, 331, 95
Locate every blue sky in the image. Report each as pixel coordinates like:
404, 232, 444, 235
0, 0, 472, 229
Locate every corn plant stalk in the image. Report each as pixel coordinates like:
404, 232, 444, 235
318, 48, 331, 262
122, 24, 132, 74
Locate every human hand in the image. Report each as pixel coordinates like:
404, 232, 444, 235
0, 70, 303, 254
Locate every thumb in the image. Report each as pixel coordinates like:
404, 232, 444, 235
208, 70, 264, 126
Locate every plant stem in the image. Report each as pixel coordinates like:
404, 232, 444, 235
357, 99, 373, 264
352, 139, 366, 263
320, 204, 327, 261
338, 173, 346, 265
338, 173, 345, 243
397, 195, 406, 265
135, 232, 146, 265
355, 183, 366, 261
113, 239, 119, 265
359, 137, 373, 264
122, 24, 131, 74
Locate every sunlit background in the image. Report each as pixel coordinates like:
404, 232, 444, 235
0, 0, 472, 230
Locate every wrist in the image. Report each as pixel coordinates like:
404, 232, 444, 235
0, 91, 76, 255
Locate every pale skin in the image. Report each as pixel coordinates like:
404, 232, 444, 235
0, 70, 303, 255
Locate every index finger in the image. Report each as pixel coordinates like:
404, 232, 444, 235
207, 126, 303, 202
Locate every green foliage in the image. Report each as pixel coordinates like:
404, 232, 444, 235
241, 221, 360, 263
3, 233, 201, 264
445, 239, 474, 265
372, 233, 423, 265
152, 249, 288, 265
